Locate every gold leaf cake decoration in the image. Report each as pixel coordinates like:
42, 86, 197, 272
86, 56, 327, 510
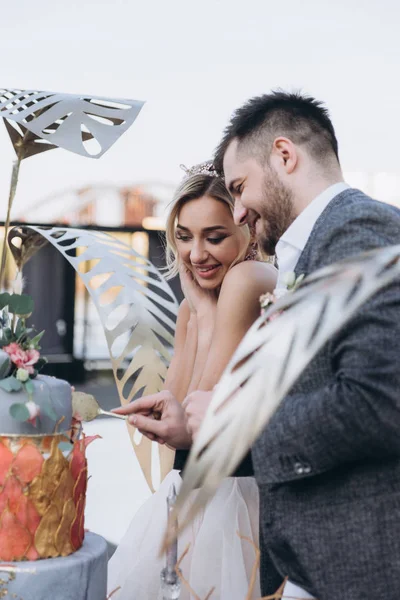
0, 434, 99, 561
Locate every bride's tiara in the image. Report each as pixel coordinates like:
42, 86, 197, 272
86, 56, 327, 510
179, 161, 219, 179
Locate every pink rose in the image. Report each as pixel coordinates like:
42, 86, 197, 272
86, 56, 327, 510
25, 349, 40, 367
3, 344, 40, 375
3, 342, 21, 355
4, 345, 28, 370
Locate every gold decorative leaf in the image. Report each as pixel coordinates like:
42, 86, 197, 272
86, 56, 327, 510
28, 475, 51, 517
28, 438, 68, 516
52, 468, 75, 515
34, 503, 60, 558
54, 498, 76, 556
41, 438, 68, 494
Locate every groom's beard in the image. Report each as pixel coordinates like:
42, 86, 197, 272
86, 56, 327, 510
257, 169, 295, 256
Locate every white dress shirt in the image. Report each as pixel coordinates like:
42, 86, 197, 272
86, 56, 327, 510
275, 181, 349, 599
275, 182, 350, 290
282, 579, 315, 599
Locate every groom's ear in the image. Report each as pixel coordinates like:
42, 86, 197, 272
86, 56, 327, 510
271, 137, 297, 175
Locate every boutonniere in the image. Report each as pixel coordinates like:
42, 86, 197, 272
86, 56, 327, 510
260, 271, 305, 315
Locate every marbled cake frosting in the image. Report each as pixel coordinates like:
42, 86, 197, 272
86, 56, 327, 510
0, 374, 72, 435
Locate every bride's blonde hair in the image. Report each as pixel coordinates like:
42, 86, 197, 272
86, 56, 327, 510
164, 172, 251, 280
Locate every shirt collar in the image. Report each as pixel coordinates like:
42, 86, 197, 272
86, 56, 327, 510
278, 182, 350, 254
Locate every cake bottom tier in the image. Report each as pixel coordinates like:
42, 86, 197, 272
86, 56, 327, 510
2, 533, 108, 600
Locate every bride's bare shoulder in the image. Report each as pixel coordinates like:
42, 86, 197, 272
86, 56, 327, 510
221, 260, 277, 295
214, 260, 277, 325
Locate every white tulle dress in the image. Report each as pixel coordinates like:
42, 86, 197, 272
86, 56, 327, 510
107, 469, 260, 599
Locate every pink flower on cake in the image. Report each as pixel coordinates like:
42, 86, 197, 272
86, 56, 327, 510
3, 342, 20, 356
4, 344, 27, 368
24, 350, 40, 373
3, 344, 40, 374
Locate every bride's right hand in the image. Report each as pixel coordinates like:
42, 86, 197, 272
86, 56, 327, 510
179, 265, 217, 316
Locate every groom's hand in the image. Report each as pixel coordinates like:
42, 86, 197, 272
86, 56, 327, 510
112, 390, 192, 449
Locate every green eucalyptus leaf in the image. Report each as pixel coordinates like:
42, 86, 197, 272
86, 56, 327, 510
8, 294, 35, 317
17, 328, 35, 344
29, 330, 45, 348
0, 293, 11, 310
15, 319, 25, 338
3, 328, 14, 343
0, 376, 23, 392
9, 403, 30, 422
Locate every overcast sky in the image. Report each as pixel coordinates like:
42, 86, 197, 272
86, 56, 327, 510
0, 0, 399, 220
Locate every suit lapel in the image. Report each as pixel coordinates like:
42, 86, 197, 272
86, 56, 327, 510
293, 190, 350, 278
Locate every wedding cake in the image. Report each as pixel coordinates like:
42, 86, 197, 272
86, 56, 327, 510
0, 292, 108, 599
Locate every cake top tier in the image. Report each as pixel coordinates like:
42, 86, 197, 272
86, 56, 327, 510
0, 292, 74, 435
0, 374, 72, 435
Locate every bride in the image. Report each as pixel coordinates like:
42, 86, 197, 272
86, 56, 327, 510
108, 162, 277, 599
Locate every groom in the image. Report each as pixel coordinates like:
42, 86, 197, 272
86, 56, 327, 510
118, 91, 400, 599
211, 91, 400, 599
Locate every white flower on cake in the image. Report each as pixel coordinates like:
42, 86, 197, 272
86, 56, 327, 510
25, 400, 41, 426
16, 367, 30, 382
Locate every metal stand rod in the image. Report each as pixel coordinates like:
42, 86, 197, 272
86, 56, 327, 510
160, 484, 181, 600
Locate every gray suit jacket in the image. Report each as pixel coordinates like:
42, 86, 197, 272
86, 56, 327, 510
252, 188, 400, 600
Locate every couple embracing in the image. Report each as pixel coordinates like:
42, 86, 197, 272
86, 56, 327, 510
109, 91, 400, 600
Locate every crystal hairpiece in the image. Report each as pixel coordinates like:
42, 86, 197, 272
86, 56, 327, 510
179, 161, 219, 179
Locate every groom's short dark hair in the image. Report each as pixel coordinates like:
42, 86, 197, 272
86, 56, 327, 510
214, 90, 339, 173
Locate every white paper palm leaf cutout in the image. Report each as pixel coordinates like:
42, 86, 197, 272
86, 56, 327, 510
0, 88, 144, 158
170, 245, 400, 540
0, 86, 144, 289
8, 225, 179, 492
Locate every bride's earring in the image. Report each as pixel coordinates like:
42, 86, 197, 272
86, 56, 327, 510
245, 226, 259, 261
244, 242, 259, 261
